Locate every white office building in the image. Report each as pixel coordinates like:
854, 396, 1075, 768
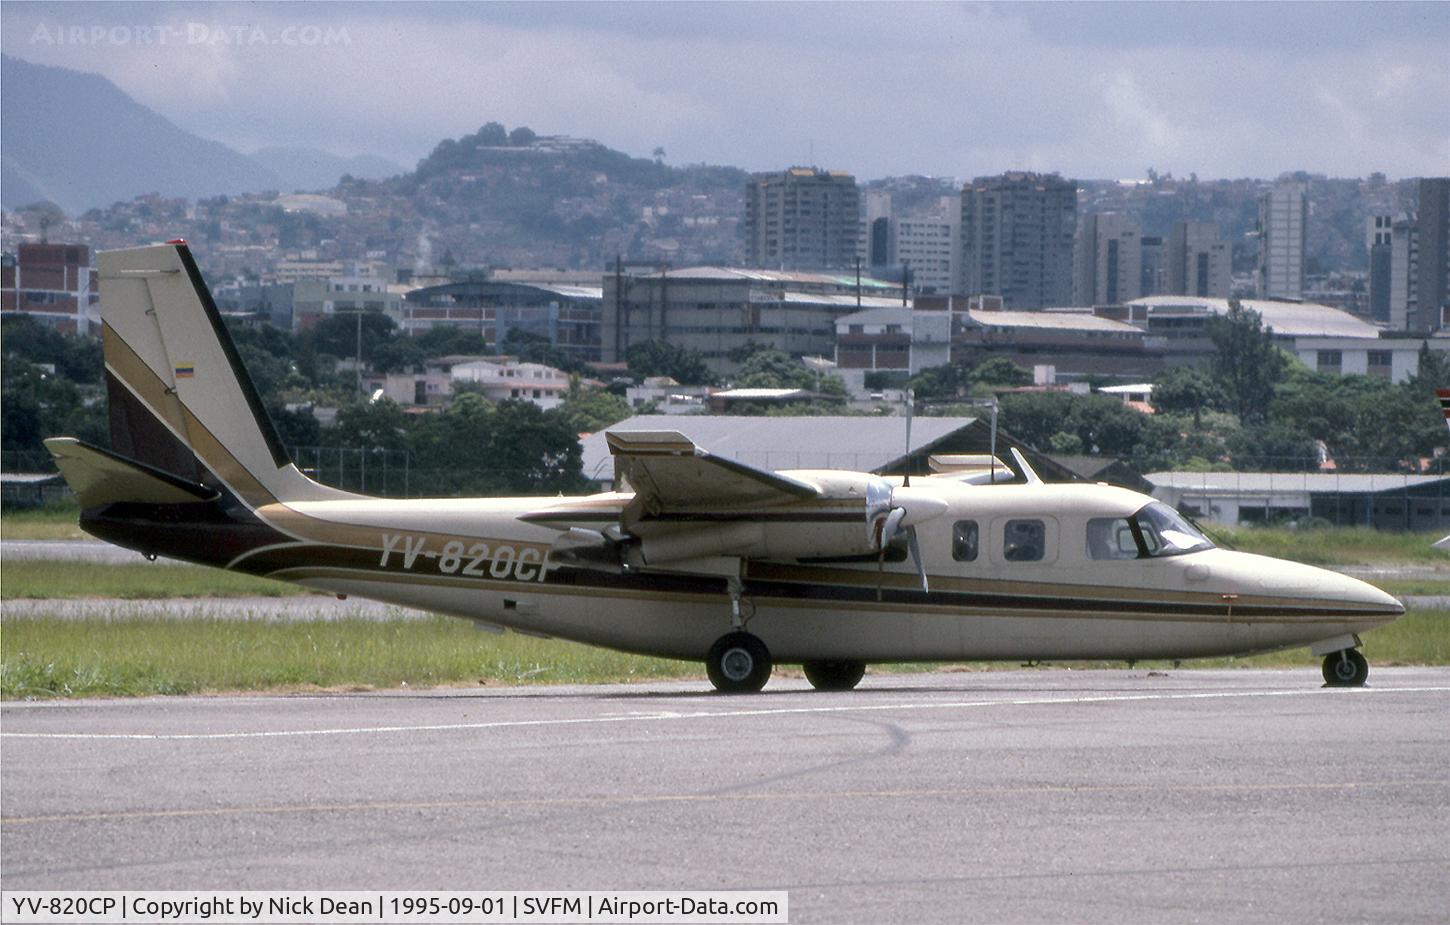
1257, 180, 1308, 300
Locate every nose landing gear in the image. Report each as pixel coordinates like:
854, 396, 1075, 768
1322, 648, 1369, 687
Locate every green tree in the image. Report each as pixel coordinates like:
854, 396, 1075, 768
736, 349, 814, 389
1048, 431, 1084, 455
304, 311, 398, 366
324, 398, 412, 452
998, 392, 1148, 458
625, 339, 715, 385
909, 363, 974, 402
412, 396, 583, 496
1151, 365, 1227, 427
415, 325, 490, 358
0, 315, 102, 383
1207, 301, 1286, 424
557, 384, 634, 434
0, 358, 107, 458
1227, 424, 1319, 472
970, 357, 1032, 387
500, 329, 587, 374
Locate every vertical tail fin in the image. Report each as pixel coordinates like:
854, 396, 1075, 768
99, 242, 347, 508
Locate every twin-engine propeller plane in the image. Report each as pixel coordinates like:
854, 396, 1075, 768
45, 243, 1405, 692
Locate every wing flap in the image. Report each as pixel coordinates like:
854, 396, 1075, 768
606, 430, 819, 510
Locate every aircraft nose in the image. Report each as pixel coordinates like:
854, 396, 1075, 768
1211, 550, 1405, 627
1276, 560, 1405, 625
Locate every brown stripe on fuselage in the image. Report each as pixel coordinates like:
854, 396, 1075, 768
743, 560, 1373, 613
263, 562, 1386, 626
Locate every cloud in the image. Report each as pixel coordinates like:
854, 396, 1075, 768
3, 1, 1447, 180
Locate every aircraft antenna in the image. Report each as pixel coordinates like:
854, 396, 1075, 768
903, 389, 914, 487
989, 398, 998, 484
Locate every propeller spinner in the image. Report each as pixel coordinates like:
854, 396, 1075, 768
866, 478, 948, 593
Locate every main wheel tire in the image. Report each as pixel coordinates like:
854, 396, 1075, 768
706, 632, 772, 693
802, 659, 867, 691
1322, 648, 1369, 687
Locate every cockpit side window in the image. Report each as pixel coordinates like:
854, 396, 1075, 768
1135, 502, 1214, 557
952, 520, 979, 562
1086, 504, 1214, 560
1003, 519, 1045, 562
1086, 517, 1140, 560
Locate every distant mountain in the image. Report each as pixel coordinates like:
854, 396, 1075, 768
250, 147, 405, 193
1, 55, 282, 214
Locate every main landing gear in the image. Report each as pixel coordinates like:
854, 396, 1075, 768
705, 577, 772, 693
1322, 648, 1369, 687
703, 577, 870, 693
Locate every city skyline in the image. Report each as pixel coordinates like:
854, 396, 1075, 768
3, 1, 1448, 184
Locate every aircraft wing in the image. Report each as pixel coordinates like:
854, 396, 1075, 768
527, 431, 945, 579
606, 430, 821, 511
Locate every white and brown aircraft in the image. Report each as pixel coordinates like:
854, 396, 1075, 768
45, 242, 1404, 692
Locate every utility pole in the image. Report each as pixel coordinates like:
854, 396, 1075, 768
331, 308, 369, 397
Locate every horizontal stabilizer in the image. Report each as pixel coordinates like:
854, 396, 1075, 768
44, 437, 219, 508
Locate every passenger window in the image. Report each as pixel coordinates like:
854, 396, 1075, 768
1003, 519, 1045, 562
1087, 517, 1140, 560
952, 520, 978, 562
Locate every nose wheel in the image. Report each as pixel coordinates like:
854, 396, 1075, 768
1322, 648, 1369, 687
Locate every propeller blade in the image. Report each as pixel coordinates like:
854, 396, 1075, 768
906, 524, 929, 594
880, 507, 907, 549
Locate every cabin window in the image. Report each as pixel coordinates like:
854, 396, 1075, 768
1003, 519, 1045, 562
1087, 518, 1139, 560
952, 520, 979, 562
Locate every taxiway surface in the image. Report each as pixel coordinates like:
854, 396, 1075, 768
3, 670, 1448, 923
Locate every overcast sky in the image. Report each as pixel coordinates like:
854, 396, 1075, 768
4, 1, 1448, 182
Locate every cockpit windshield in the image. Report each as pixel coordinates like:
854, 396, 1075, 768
1086, 502, 1214, 560
1134, 502, 1215, 557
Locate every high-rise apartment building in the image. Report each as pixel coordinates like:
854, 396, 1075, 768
744, 167, 860, 271
1389, 214, 1419, 331
896, 213, 960, 295
1073, 212, 1141, 306
1366, 215, 1393, 324
1257, 180, 1308, 299
1139, 236, 1164, 297
1166, 221, 1231, 298
959, 172, 1077, 309
860, 189, 894, 268
1412, 177, 1449, 332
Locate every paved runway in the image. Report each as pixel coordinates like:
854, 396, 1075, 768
3, 670, 1448, 923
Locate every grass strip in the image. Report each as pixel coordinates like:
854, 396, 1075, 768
1372, 578, 1450, 596
0, 560, 307, 599
3, 609, 1446, 701
0, 614, 701, 699
0, 504, 87, 541
1207, 525, 1448, 565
